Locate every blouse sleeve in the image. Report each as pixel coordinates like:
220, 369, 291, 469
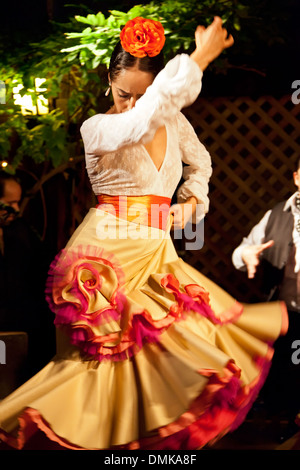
176, 112, 212, 222
80, 54, 203, 171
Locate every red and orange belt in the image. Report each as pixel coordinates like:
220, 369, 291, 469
96, 194, 171, 230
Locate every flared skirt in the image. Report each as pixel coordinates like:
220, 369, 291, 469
0, 208, 288, 450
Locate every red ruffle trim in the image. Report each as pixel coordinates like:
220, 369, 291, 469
45, 246, 243, 362
0, 353, 273, 450
3, 249, 284, 449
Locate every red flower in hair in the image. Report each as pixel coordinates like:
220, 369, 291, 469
120, 17, 165, 58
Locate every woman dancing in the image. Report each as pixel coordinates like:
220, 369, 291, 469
0, 16, 288, 450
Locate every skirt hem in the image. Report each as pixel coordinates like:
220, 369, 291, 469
0, 344, 278, 450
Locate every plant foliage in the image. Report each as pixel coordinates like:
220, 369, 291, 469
0, 0, 291, 174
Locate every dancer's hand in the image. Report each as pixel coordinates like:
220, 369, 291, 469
241, 240, 274, 279
170, 197, 198, 230
190, 16, 234, 71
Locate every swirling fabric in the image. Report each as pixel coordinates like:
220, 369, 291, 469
0, 207, 288, 450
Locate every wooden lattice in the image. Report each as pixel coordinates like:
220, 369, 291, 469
180, 95, 300, 302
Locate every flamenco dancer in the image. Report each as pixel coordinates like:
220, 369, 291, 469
0, 16, 288, 450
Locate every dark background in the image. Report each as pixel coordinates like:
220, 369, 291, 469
1, 0, 300, 271
1, 0, 300, 96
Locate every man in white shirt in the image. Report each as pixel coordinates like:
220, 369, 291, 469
232, 160, 300, 442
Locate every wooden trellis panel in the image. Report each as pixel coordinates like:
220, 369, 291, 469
180, 95, 300, 302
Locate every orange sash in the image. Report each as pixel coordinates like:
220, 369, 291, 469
96, 194, 171, 230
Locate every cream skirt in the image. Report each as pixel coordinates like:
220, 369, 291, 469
0, 207, 288, 450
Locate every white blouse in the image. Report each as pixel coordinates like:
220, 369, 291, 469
80, 54, 212, 214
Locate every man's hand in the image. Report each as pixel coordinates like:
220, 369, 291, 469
241, 240, 275, 279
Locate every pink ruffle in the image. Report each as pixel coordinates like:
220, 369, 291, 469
69, 310, 175, 362
46, 248, 231, 363
126, 355, 274, 450
45, 248, 244, 363
161, 273, 243, 324
0, 356, 274, 451
45, 244, 125, 327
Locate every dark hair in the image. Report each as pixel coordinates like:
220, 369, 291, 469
0, 172, 20, 198
108, 41, 165, 82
